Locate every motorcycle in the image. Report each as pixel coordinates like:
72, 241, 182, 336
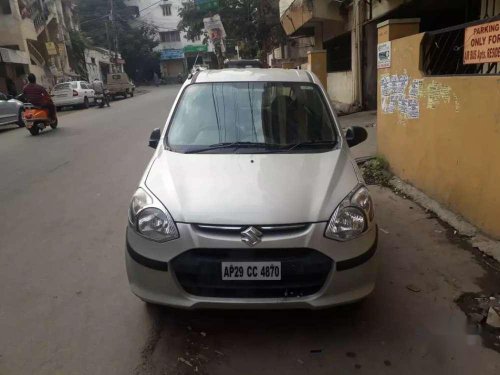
23, 104, 58, 136
94, 91, 110, 108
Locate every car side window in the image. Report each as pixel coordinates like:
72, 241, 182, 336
0, 92, 7, 101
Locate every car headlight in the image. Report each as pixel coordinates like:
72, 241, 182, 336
325, 185, 374, 241
128, 187, 179, 242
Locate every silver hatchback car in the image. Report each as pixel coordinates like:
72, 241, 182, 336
126, 69, 377, 309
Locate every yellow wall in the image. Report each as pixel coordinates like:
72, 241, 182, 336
308, 50, 327, 89
377, 33, 500, 239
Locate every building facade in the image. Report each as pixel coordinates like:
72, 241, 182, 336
0, 0, 78, 93
125, 0, 214, 79
375, 9, 500, 239
277, 0, 495, 113
85, 47, 125, 83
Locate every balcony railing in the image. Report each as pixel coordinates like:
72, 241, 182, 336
18, 0, 50, 33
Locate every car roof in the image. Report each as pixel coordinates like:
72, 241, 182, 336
193, 68, 315, 84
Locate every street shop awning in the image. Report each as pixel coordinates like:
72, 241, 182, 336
0, 47, 30, 65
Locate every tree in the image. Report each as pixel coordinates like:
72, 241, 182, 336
68, 30, 90, 80
75, 0, 159, 81
178, 0, 284, 62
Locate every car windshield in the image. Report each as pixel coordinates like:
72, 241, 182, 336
53, 83, 72, 91
166, 82, 338, 153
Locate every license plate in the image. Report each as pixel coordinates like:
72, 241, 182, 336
221, 262, 281, 280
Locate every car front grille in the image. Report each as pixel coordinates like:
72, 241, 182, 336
171, 248, 333, 298
193, 224, 310, 237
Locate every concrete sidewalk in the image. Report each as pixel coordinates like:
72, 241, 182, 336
338, 110, 377, 161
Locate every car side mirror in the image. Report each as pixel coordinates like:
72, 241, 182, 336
149, 128, 161, 149
346, 126, 368, 147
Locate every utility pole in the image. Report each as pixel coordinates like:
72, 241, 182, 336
109, 0, 118, 72
105, 21, 112, 65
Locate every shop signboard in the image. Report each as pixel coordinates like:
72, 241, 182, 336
160, 49, 185, 60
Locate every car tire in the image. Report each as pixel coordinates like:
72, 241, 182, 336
29, 124, 40, 136
83, 97, 89, 109
17, 108, 25, 127
56, 106, 62, 111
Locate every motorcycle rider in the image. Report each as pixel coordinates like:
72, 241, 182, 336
22, 73, 57, 122
92, 78, 110, 107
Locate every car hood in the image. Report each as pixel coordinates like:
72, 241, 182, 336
145, 149, 359, 225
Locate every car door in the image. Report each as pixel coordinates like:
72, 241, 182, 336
84, 82, 95, 99
0, 92, 17, 125
52, 82, 74, 106
81, 82, 93, 99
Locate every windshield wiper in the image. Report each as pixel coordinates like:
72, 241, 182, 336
278, 140, 337, 153
184, 142, 279, 154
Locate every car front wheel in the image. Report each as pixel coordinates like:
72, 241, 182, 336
17, 108, 25, 127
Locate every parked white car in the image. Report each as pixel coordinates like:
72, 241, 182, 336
0, 91, 24, 127
52, 81, 95, 109
126, 69, 377, 309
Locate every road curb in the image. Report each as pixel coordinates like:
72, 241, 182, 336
389, 176, 500, 263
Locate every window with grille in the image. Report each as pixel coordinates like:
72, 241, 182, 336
160, 31, 181, 42
161, 4, 172, 16
325, 32, 352, 73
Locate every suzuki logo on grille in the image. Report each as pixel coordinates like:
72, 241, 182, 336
241, 226, 263, 247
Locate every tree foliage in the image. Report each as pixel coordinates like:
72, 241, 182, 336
68, 30, 90, 80
76, 0, 160, 81
178, 0, 284, 60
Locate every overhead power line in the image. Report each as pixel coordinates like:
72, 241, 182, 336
138, 0, 162, 14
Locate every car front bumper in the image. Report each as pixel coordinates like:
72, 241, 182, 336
125, 223, 378, 309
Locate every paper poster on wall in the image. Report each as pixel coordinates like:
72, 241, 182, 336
377, 41, 391, 69
380, 74, 423, 120
409, 79, 423, 98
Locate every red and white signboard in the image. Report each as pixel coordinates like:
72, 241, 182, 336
203, 14, 226, 41
463, 20, 500, 64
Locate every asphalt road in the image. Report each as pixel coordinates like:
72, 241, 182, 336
0, 86, 499, 375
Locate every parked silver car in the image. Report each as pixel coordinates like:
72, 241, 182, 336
0, 91, 24, 127
126, 69, 377, 309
